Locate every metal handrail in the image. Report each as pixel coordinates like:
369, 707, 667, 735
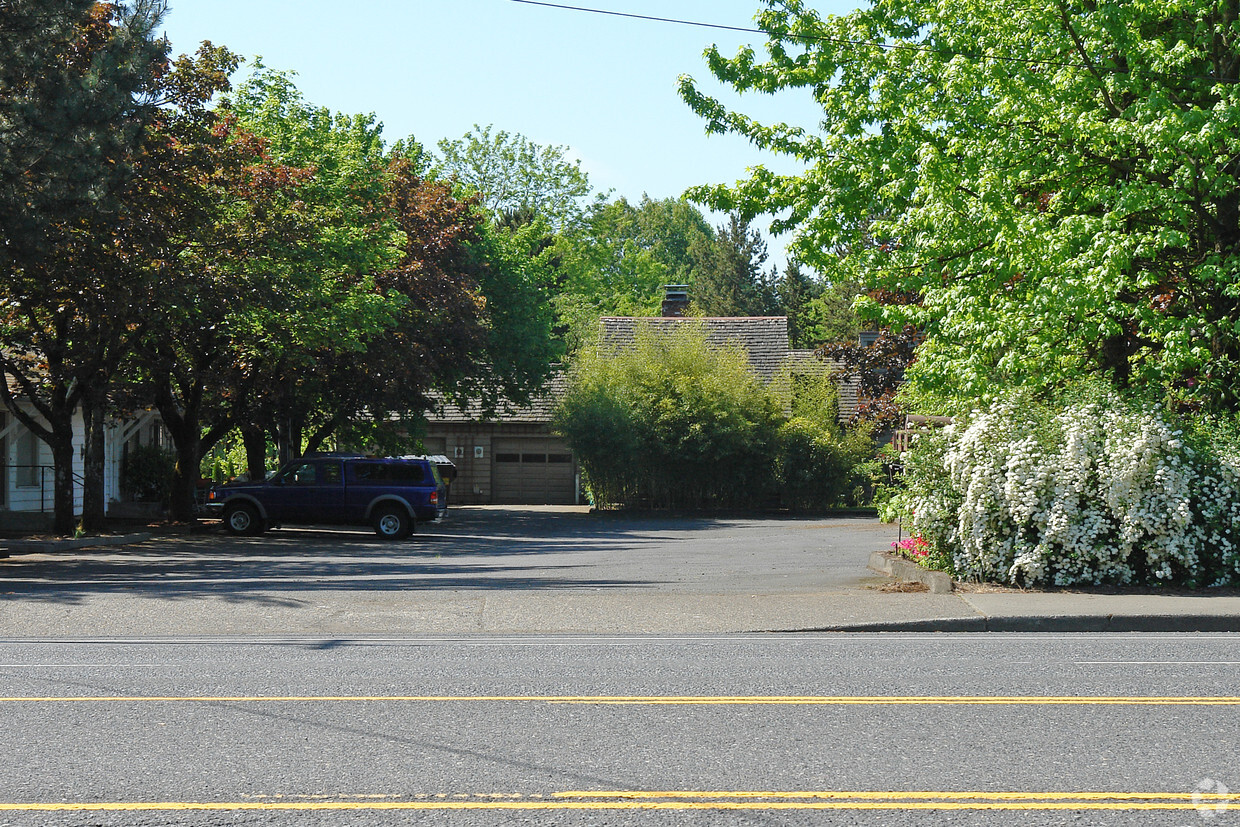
5, 465, 61, 512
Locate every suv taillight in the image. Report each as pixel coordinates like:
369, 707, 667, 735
430, 491, 438, 505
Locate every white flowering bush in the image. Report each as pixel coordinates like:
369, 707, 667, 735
901, 392, 1240, 587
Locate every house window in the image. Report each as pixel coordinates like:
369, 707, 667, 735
16, 426, 39, 488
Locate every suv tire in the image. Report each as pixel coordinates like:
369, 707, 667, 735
373, 505, 412, 540
224, 502, 264, 536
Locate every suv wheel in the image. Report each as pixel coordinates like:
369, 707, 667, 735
373, 506, 412, 540
224, 502, 264, 536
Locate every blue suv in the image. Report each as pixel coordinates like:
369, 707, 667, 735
207, 454, 447, 540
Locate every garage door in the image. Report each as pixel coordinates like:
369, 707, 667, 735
492, 439, 576, 504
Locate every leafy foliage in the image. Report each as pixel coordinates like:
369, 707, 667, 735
435, 124, 594, 232
0, 0, 165, 269
214, 68, 558, 466
775, 259, 823, 348
556, 322, 780, 508
819, 326, 922, 430
691, 212, 779, 317
679, 0, 1240, 414
551, 196, 717, 350
555, 322, 874, 510
799, 276, 863, 347
121, 443, 175, 503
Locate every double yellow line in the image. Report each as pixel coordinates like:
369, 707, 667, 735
3, 694, 1240, 704
0, 791, 1234, 812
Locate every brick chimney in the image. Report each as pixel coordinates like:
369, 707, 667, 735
661, 284, 689, 317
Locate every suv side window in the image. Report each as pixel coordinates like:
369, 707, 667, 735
273, 462, 315, 485
348, 460, 427, 485
276, 460, 343, 486
320, 462, 342, 484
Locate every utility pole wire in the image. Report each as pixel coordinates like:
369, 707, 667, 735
508, 0, 1240, 82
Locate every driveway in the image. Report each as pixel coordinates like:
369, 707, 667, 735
0, 507, 943, 635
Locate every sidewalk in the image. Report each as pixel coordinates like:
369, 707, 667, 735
3, 578, 1238, 637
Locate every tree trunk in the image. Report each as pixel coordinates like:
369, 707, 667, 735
163, 418, 201, 523
50, 430, 76, 537
1, 376, 80, 536
302, 415, 341, 456
242, 425, 268, 482
80, 396, 108, 533
167, 442, 199, 523
155, 376, 203, 523
277, 412, 304, 465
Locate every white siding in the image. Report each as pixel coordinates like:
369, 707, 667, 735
0, 405, 160, 515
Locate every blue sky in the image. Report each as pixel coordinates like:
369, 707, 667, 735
158, 1, 861, 267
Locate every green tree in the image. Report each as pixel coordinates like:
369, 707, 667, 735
205, 72, 555, 478
799, 276, 862, 347
133, 49, 328, 521
221, 66, 404, 469
691, 212, 778, 317
680, 0, 1240, 413
435, 124, 594, 232
0, 0, 168, 534
776, 259, 823, 347
616, 195, 718, 286
551, 196, 718, 350
461, 217, 559, 411
0, 0, 163, 270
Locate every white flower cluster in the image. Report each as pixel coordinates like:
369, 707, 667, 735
905, 399, 1240, 587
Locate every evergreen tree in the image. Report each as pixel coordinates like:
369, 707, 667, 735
776, 259, 822, 348
691, 212, 778, 317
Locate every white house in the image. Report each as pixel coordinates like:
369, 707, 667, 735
0, 404, 168, 530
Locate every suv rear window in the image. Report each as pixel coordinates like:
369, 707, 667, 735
348, 461, 427, 485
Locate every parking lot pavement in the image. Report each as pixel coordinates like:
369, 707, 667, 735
0, 507, 928, 636
5, 507, 1239, 635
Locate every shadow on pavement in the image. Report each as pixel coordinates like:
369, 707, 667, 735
0, 507, 699, 603
0, 507, 885, 606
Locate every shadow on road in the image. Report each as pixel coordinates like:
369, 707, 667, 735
0, 507, 722, 603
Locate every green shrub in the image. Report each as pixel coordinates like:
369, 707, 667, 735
898, 389, 1240, 587
556, 322, 876, 510
122, 444, 176, 503
556, 322, 780, 508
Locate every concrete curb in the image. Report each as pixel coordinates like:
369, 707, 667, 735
868, 550, 954, 594
792, 614, 1240, 633
0, 532, 152, 554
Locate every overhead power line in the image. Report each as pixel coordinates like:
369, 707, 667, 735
507, 0, 1083, 70
508, 0, 1240, 83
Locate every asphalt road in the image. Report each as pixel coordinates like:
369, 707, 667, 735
1, 634, 1238, 826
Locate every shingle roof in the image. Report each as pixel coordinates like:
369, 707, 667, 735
598, 316, 792, 379
428, 372, 569, 424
